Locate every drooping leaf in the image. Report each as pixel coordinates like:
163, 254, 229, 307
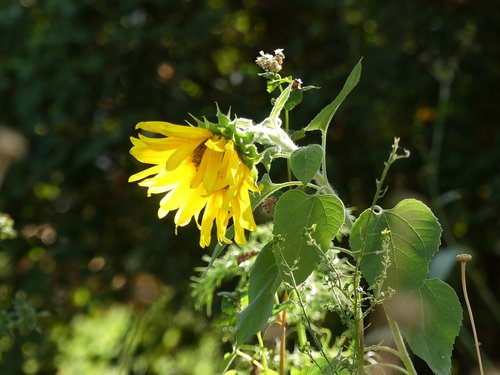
386, 279, 462, 375
248, 243, 282, 303
350, 199, 441, 291
285, 89, 303, 110
273, 190, 345, 285
290, 144, 323, 186
236, 243, 281, 344
305, 59, 362, 132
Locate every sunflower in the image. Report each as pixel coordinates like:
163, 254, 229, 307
129, 121, 260, 247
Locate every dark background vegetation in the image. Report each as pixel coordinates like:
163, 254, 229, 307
0, 0, 499, 373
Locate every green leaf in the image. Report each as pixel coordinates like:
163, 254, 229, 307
387, 279, 462, 375
305, 59, 362, 132
250, 174, 282, 209
260, 147, 279, 172
270, 84, 292, 122
284, 89, 303, 111
273, 190, 345, 285
260, 370, 280, 375
248, 243, 282, 302
267, 75, 293, 93
236, 243, 281, 345
350, 199, 441, 291
290, 144, 323, 186
291, 128, 306, 142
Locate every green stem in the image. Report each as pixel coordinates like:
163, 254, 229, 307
297, 321, 307, 347
256, 332, 268, 370
283, 113, 292, 183
351, 138, 410, 374
236, 349, 264, 371
221, 351, 238, 373
321, 128, 328, 183
282, 254, 335, 372
364, 345, 406, 361
385, 310, 417, 375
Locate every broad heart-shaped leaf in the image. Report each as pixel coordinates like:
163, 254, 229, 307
236, 243, 281, 345
350, 199, 441, 291
273, 190, 345, 285
290, 145, 323, 186
305, 58, 362, 132
387, 279, 462, 375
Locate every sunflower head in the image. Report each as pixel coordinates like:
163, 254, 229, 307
129, 113, 261, 248
190, 107, 261, 171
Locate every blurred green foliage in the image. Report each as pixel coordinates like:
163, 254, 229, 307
0, 0, 499, 373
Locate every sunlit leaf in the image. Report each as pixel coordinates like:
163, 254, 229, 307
305, 59, 362, 132
350, 199, 441, 291
273, 190, 345, 285
290, 144, 323, 186
270, 84, 292, 121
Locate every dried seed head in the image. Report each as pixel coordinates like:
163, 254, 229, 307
456, 253, 472, 262
255, 49, 285, 73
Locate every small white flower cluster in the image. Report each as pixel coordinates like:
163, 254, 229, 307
255, 48, 285, 73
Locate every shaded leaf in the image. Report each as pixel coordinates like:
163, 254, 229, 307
285, 89, 303, 110
387, 279, 462, 375
236, 243, 281, 344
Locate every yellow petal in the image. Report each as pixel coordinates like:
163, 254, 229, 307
137, 134, 189, 151
202, 147, 224, 194
146, 165, 194, 193
129, 164, 163, 183
130, 144, 174, 164
205, 136, 227, 152
190, 145, 210, 189
136, 122, 212, 139
174, 189, 209, 227
166, 139, 205, 171
159, 181, 191, 212
200, 191, 224, 247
